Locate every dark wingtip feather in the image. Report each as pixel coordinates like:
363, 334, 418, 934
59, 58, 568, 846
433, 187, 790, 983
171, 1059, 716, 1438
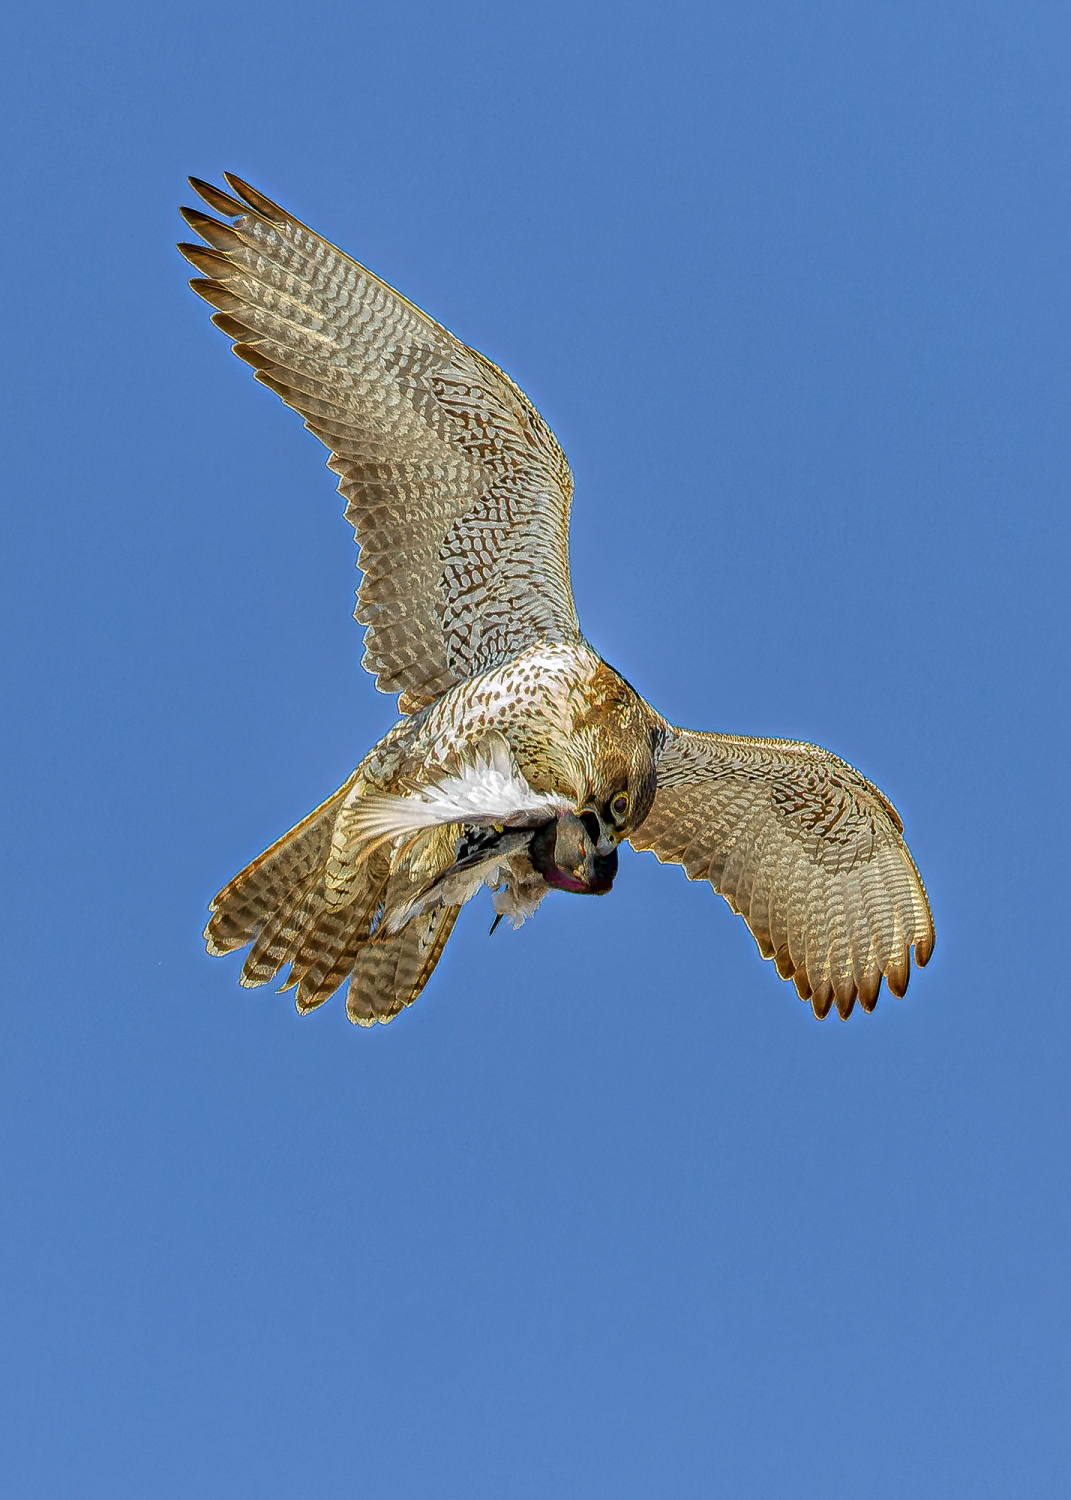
774, 945, 794, 980
177, 241, 234, 277
180, 206, 247, 253
887, 951, 911, 999
857, 969, 883, 1012
210, 312, 255, 342
189, 278, 240, 313
834, 985, 856, 1021
238, 343, 277, 373
189, 176, 248, 217
914, 927, 935, 968
223, 173, 288, 223
752, 926, 775, 960
252, 364, 293, 389
810, 982, 834, 1019
810, 978, 834, 1016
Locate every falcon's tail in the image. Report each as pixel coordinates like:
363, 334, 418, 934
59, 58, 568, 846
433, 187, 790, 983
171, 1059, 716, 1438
204, 774, 461, 1025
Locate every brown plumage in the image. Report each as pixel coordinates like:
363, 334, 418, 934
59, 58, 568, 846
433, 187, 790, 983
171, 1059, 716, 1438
183, 174, 933, 1025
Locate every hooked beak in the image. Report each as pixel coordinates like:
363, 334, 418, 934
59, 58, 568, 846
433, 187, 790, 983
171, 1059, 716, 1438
529, 811, 619, 895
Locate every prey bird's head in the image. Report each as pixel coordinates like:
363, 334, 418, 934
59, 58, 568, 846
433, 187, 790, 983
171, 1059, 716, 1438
529, 664, 666, 896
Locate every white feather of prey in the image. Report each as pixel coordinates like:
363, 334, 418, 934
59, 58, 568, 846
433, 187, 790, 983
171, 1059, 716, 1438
344, 733, 566, 844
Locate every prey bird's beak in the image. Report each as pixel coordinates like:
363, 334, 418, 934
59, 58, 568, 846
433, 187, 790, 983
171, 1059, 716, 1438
529, 811, 619, 895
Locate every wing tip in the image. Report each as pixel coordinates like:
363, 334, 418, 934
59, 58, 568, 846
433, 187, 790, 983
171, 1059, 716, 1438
177, 241, 233, 277
188, 175, 248, 217
222, 171, 289, 223
773, 945, 932, 1020
184, 172, 290, 227
914, 927, 935, 968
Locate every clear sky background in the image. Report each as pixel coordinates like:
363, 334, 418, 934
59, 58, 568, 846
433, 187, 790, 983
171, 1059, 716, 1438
2, 2, 1068, 1496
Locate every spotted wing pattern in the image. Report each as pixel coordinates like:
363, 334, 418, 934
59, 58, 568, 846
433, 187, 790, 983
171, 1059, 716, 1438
179, 174, 579, 711
630, 728, 934, 1018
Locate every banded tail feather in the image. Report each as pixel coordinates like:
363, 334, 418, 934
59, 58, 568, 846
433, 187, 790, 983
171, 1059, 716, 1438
204, 774, 461, 1023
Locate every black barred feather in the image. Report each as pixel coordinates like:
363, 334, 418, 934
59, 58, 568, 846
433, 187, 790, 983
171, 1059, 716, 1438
205, 774, 358, 955
347, 907, 461, 1026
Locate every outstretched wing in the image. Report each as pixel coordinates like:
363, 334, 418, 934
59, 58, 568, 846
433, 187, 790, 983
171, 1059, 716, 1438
178, 174, 580, 711
629, 728, 934, 1018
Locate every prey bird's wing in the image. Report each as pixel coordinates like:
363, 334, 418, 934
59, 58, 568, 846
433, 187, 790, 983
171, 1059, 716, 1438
179, 175, 580, 711
629, 727, 934, 1018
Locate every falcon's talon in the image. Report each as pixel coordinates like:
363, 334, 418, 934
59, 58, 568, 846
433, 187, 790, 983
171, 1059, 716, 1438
186, 174, 935, 1026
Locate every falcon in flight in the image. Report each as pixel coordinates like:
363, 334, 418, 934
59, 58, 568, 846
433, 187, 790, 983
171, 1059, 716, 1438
179, 174, 934, 1026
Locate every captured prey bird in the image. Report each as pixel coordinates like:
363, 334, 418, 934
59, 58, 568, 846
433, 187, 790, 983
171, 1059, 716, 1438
178, 174, 934, 1026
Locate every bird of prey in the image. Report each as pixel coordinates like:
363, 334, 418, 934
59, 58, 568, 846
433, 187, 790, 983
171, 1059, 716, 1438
178, 174, 934, 1027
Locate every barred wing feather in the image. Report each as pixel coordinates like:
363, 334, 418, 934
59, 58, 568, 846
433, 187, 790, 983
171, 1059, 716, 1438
630, 728, 934, 1018
178, 174, 579, 711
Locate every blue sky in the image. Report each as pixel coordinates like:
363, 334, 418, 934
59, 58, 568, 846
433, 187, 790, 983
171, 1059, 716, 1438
2, 1, 1068, 1495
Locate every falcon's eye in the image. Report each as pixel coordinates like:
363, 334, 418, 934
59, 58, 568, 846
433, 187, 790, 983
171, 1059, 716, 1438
610, 792, 630, 824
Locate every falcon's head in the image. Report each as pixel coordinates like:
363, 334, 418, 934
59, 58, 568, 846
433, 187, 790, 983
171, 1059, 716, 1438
529, 664, 666, 896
